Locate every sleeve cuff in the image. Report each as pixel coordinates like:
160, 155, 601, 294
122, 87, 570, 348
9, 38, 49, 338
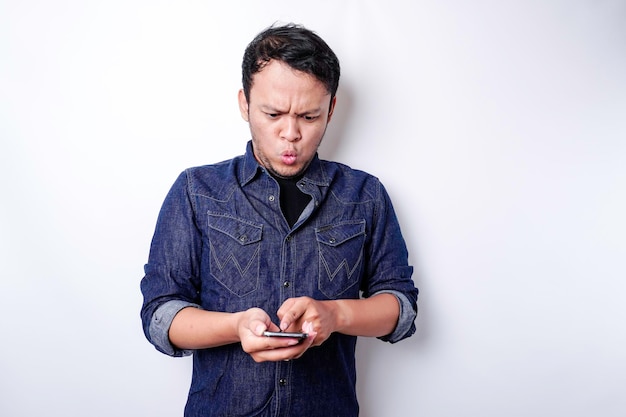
373, 290, 417, 343
149, 300, 201, 357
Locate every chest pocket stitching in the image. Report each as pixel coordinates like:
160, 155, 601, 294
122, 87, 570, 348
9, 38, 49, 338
207, 213, 263, 297
208, 213, 263, 244
315, 220, 366, 298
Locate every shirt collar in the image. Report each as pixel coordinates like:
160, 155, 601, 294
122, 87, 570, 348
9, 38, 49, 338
240, 141, 262, 185
300, 153, 330, 187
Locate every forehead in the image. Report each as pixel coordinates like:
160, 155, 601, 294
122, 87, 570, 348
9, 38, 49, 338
249, 60, 330, 109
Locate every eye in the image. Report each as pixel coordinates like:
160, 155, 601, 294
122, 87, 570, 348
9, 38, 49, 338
302, 115, 319, 121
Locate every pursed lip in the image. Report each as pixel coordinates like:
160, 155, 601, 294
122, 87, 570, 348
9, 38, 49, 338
280, 150, 298, 165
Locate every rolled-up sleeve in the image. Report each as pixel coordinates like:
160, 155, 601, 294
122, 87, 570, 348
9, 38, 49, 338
364, 180, 419, 343
374, 290, 417, 343
140, 171, 203, 356
149, 300, 200, 357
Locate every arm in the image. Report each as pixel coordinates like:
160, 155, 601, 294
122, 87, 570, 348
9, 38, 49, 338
326, 293, 399, 337
276, 293, 400, 346
168, 307, 246, 350
140, 171, 204, 355
168, 306, 316, 362
168, 293, 400, 360
141, 172, 277, 356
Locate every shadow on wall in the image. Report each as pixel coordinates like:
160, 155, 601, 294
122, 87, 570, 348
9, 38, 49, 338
323, 80, 430, 416
318, 84, 353, 161
320, 79, 430, 348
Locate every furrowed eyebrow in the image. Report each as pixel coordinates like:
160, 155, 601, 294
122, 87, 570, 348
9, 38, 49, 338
260, 106, 322, 116
261, 105, 282, 112
298, 109, 322, 117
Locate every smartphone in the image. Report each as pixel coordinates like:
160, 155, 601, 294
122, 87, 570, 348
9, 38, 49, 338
263, 331, 308, 341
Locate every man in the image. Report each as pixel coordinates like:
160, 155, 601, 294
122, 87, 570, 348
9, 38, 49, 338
140, 23, 418, 417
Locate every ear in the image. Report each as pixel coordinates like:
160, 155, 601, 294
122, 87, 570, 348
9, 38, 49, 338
327, 96, 337, 123
238, 89, 250, 122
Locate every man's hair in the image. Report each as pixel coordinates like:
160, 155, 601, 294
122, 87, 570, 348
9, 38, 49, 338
241, 23, 341, 103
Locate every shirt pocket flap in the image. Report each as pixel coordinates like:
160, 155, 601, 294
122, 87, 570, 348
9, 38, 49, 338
208, 213, 263, 245
315, 220, 366, 247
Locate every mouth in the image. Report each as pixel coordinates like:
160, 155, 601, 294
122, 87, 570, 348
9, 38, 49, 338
281, 151, 297, 166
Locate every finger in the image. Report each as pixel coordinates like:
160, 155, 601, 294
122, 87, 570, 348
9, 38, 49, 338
243, 315, 266, 335
251, 320, 283, 337
277, 299, 304, 331
276, 340, 311, 360
301, 321, 318, 345
250, 340, 305, 362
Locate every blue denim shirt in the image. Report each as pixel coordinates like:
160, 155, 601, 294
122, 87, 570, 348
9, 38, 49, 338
140, 141, 418, 417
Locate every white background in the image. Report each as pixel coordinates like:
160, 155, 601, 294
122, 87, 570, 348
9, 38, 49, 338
1, 1, 625, 416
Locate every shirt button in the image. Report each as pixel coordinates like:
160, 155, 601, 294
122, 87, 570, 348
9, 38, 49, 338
283, 281, 290, 288
269, 195, 275, 202
279, 378, 287, 386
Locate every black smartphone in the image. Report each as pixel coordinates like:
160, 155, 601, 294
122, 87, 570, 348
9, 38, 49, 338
263, 331, 308, 341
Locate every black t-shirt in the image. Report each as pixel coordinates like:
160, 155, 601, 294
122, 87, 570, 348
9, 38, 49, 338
274, 175, 312, 228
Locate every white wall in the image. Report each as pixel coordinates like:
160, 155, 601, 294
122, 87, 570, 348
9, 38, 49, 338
1, 1, 625, 416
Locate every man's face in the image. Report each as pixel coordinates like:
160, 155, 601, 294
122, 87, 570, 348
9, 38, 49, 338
238, 60, 336, 179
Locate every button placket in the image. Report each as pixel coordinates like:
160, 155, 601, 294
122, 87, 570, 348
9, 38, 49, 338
282, 234, 295, 295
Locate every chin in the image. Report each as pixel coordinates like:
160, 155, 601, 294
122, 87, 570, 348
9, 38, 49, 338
273, 167, 303, 179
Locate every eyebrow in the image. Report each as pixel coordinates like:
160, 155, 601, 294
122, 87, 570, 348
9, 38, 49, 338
260, 105, 322, 116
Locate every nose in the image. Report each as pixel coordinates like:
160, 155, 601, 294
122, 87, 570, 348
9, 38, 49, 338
280, 116, 301, 142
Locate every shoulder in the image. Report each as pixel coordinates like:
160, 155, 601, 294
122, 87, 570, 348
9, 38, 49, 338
181, 155, 244, 198
320, 159, 384, 202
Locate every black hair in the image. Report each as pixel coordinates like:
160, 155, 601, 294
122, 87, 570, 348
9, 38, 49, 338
241, 23, 340, 103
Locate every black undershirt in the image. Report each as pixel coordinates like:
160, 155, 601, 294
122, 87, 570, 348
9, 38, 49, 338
274, 175, 312, 228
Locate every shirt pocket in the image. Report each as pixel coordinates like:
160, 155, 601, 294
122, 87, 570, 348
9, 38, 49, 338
315, 220, 366, 298
207, 213, 262, 297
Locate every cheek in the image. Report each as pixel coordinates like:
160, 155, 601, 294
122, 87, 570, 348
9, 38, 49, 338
306, 124, 327, 143
251, 117, 278, 137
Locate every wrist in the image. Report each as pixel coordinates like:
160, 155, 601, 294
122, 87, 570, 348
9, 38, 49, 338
325, 299, 350, 334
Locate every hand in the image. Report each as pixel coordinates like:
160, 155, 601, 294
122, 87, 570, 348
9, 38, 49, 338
237, 307, 317, 362
277, 297, 336, 348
